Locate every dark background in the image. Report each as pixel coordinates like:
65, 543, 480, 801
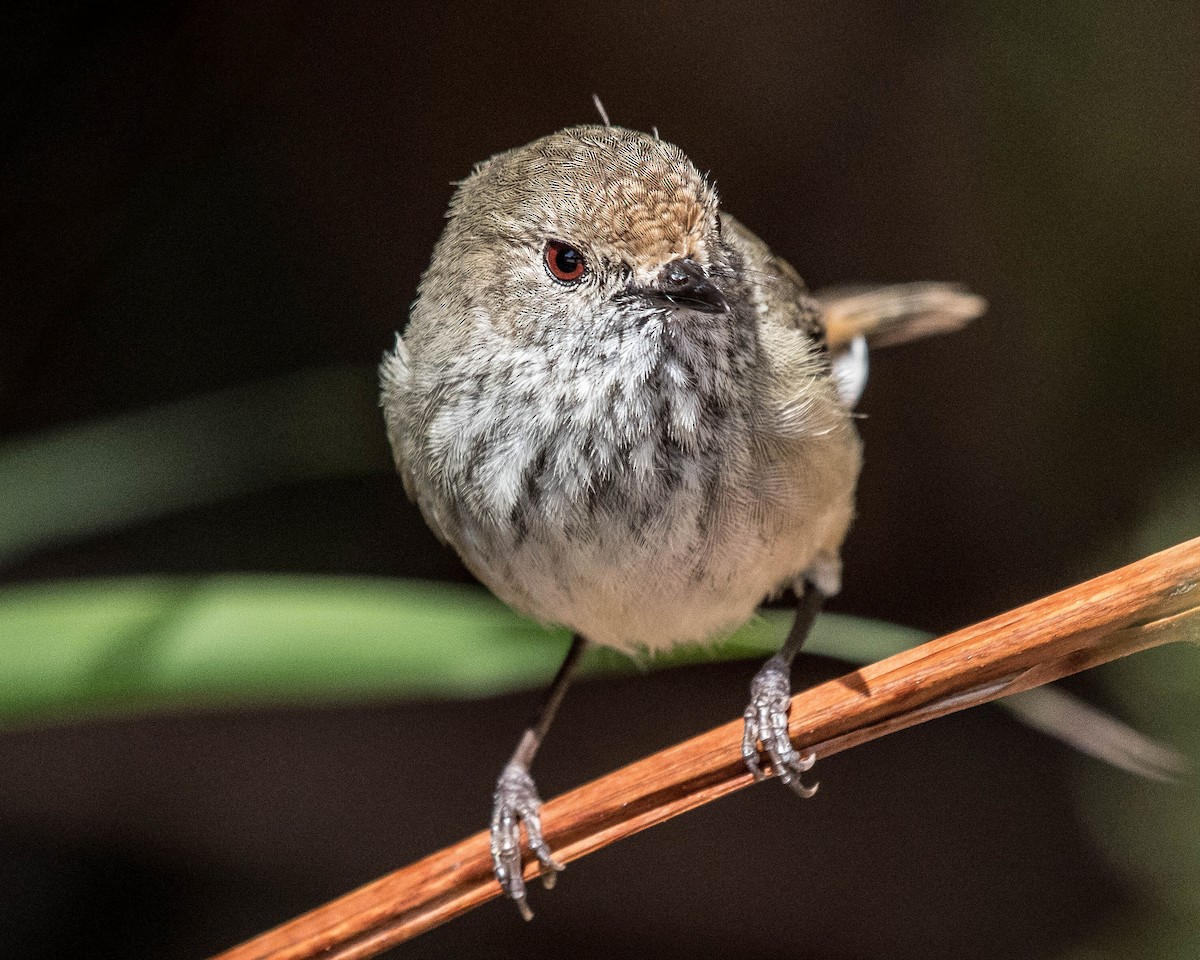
2, 2, 1198, 958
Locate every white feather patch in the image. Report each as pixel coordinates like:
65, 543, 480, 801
832, 335, 868, 407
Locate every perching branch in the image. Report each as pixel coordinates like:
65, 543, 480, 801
210, 537, 1200, 960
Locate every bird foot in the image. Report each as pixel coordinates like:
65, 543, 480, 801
742, 655, 818, 797
490, 762, 563, 920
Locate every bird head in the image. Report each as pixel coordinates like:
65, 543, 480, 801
426, 125, 732, 343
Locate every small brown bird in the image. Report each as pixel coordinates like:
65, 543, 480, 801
380, 122, 986, 918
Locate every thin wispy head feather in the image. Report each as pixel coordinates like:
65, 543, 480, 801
591, 94, 611, 127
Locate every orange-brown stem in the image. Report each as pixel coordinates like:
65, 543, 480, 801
211, 536, 1200, 960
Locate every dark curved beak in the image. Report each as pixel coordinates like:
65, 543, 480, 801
632, 258, 729, 314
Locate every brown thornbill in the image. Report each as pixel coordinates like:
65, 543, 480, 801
381, 123, 984, 918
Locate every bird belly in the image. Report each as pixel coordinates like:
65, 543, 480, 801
452, 431, 856, 654
503, 525, 826, 654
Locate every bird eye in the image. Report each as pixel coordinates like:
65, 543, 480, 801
544, 240, 587, 284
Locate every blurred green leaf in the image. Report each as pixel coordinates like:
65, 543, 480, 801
0, 574, 928, 727
0, 366, 389, 565
1060, 457, 1200, 960
1062, 640, 1200, 960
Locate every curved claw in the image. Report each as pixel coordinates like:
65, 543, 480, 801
742, 656, 819, 796
490, 762, 563, 919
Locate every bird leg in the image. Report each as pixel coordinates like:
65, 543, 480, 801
742, 583, 826, 796
490, 633, 587, 920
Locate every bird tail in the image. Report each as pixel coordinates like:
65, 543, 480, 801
816, 282, 987, 352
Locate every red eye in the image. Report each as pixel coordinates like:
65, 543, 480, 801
544, 240, 586, 283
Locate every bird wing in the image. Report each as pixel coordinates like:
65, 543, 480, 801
379, 335, 457, 546
718, 213, 985, 407
717, 212, 827, 343
379, 335, 419, 501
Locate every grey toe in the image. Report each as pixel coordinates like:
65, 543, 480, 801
490, 762, 563, 918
